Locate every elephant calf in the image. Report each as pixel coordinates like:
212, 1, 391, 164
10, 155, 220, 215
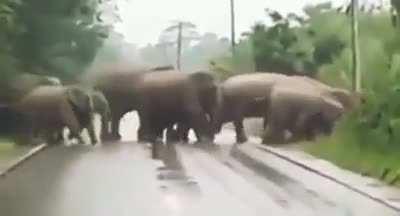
11, 85, 95, 145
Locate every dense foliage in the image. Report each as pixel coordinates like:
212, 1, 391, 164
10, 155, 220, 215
0, 0, 113, 85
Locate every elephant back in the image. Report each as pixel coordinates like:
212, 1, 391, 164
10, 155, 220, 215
11, 86, 68, 125
222, 73, 289, 99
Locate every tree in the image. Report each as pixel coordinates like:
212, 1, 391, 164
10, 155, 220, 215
12, 0, 117, 81
160, 21, 199, 70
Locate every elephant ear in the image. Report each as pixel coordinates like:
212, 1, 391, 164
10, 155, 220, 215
190, 71, 217, 90
66, 87, 94, 113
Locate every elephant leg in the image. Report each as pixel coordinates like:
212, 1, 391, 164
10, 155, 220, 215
166, 125, 179, 143
262, 125, 286, 145
263, 111, 269, 130
177, 123, 190, 143
110, 112, 123, 140
188, 113, 211, 143
87, 121, 98, 145
233, 108, 247, 143
137, 109, 155, 143
100, 114, 110, 141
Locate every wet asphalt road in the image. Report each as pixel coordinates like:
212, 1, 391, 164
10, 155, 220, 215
1, 114, 400, 216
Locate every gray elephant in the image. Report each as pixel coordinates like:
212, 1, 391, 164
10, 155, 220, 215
136, 70, 217, 144
213, 72, 358, 144
11, 85, 95, 145
85, 68, 148, 141
67, 89, 111, 144
0, 73, 62, 145
261, 84, 344, 144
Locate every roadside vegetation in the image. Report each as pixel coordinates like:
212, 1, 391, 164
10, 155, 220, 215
0, 0, 116, 154
211, 2, 400, 185
2, 0, 400, 185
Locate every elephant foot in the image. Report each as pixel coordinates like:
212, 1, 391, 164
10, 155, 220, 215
91, 139, 99, 146
236, 135, 248, 144
102, 134, 121, 141
151, 138, 164, 160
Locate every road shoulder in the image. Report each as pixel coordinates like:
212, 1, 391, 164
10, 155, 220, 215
234, 139, 400, 212
0, 143, 48, 178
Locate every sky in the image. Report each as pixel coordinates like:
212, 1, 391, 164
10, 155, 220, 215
113, 0, 382, 47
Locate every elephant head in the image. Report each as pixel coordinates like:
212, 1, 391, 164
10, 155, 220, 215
189, 71, 219, 116
313, 96, 344, 135
66, 86, 94, 121
329, 88, 362, 111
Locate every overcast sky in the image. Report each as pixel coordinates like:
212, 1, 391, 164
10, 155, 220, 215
114, 0, 383, 46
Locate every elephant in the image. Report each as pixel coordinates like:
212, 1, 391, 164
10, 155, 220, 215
67, 89, 111, 144
212, 73, 289, 143
212, 72, 358, 144
11, 85, 95, 145
162, 71, 219, 143
87, 68, 147, 140
261, 85, 344, 144
0, 73, 62, 145
135, 70, 217, 144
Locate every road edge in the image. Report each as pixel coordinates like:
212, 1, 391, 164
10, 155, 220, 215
0, 144, 48, 178
232, 142, 400, 212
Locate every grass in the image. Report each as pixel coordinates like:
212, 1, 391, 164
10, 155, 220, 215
306, 133, 400, 187
0, 139, 16, 154
0, 138, 28, 160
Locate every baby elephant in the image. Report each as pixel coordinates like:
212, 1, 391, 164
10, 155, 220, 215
11, 85, 95, 145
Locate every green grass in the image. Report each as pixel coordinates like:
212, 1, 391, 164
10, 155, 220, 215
306, 134, 400, 186
0, 138, 28, 159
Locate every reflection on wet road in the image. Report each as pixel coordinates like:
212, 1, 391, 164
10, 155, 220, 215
1, 114, 399, 216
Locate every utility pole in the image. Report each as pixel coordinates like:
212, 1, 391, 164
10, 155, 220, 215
162, 21, 198, 72
351, 0, 361, 92
230, 0, 236, 55
176, 22, 183, 71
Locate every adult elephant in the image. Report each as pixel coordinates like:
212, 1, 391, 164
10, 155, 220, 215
212, 72, 358, 144
261, 84, 344, 144
136, 70, 217, 144
0, 73, 62, 145
86, 68, 147, 140
11, 85, 95, 145
162, 71, 219, 143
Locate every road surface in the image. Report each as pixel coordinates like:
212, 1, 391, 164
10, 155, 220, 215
0, 114, 399, 216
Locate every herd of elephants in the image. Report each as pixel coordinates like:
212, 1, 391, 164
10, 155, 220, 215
2, 66, 361, 150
